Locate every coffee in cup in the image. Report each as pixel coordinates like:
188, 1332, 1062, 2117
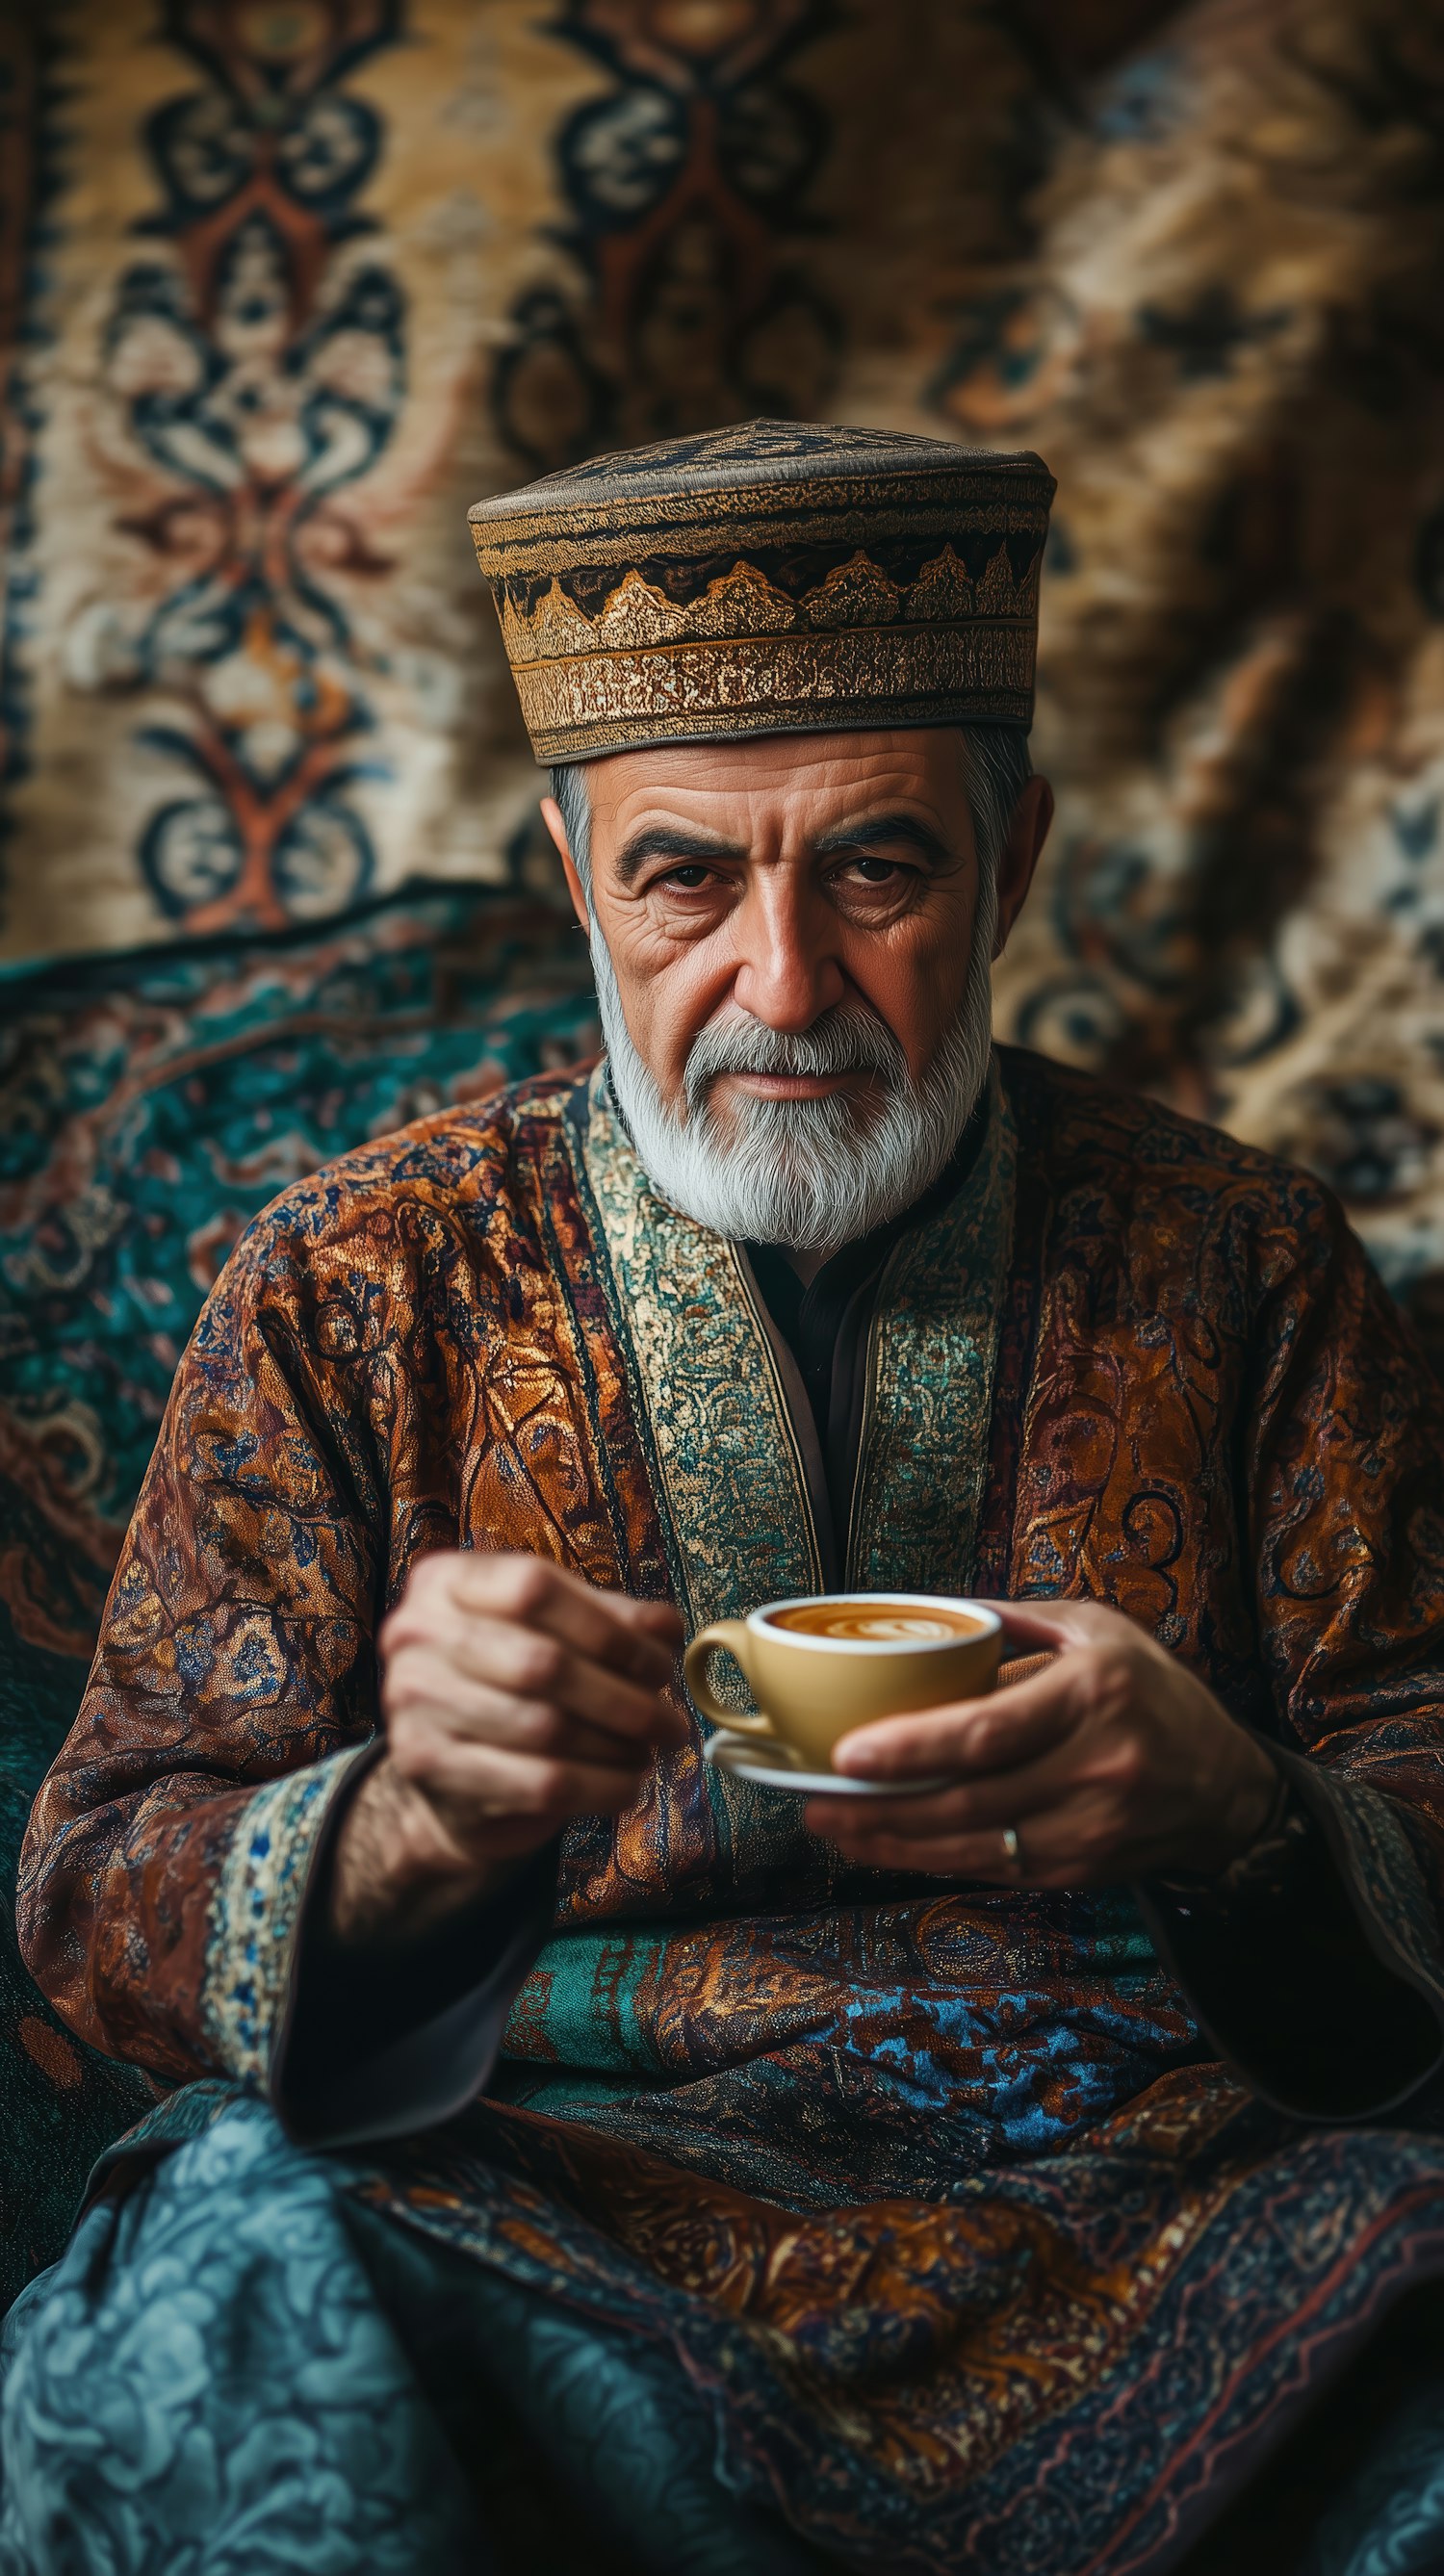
683, 1592, 1001, 1774
769, 1602, 982, 1643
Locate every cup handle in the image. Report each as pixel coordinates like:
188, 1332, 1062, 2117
683, 1621, 777, 1738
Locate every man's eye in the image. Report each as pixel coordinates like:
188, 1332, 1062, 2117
663, 865, 713, 889
843, 857, 905, 885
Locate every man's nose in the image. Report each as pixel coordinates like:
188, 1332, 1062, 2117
729, 881, 845, 1032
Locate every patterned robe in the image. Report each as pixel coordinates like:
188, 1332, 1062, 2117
11, 1046, 1444, 2574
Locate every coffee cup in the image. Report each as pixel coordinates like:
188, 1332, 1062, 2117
683, 1592, 1002, 1774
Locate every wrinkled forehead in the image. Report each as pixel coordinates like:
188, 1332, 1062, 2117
580, 726, 974, 865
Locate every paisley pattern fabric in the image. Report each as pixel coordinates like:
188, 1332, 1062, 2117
12, 1045, 1444, 2569
0, 877, 596, 2302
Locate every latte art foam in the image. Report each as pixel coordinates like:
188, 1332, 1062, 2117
771, 1602, 981, 1643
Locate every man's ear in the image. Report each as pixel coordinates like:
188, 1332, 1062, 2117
540, 794, 590, 934
993, 772, 1053, 957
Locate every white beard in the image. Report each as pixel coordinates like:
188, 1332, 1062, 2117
591, 872, 997, 1256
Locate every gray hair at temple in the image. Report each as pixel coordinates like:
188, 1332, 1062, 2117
549, 725, 1033, 895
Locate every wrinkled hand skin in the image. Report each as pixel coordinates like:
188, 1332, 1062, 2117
807, 1600, 1279, 1885
330, 1553, 684, 1945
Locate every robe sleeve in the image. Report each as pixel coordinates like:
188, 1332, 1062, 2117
14, 1186, 548, 2130
1144, 1187, 1444, 2121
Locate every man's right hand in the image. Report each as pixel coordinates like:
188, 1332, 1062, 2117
329, 1552, 685, 1945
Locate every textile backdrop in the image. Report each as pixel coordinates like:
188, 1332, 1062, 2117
3, 0, 1444, 2296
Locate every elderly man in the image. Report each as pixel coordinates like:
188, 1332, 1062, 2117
5, 424, 1444, 2576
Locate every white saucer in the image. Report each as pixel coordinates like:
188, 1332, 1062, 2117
704, 1728, 950, 1799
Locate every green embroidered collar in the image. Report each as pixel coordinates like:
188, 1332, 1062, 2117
577, 1056, 1017, 1632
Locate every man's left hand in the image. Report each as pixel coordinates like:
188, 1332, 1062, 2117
806, 1600, 1279, 1886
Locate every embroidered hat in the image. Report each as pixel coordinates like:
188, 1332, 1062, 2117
468, 420, 1055, 765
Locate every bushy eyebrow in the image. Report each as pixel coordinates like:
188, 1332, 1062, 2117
614, 825, 747, 887
612, 810, 955, 888
812, 812, 954, 867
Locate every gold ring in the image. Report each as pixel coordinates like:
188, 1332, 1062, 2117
1000, 1824, 1023, 1879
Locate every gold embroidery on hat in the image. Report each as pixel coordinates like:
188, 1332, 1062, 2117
512, 625, 1034, 762
500, 548, 1025, 670
503, 558, 806, 667
799, 551, 907, 631
685, 560, 798, 640
470, 428, 1053, 762
975, 546, 1035, 617
903, 545, 974, 622
590, 571, 691, 650
500, 578, 594, 665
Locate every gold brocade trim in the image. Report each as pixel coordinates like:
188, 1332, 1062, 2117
203, 1745, 370, 2088
846, 1059, 1017, 1596
497, 545, 1040, 664
513, 624, 1036, 762
576, 1069, 822, 1875
502, 564, 796, 661
578, 1069, 821, 1642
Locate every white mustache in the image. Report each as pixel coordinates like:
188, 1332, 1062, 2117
683, 999, 904, 1118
